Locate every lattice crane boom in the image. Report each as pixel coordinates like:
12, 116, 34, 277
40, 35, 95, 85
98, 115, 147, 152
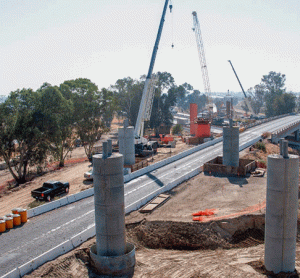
192, 11, 212, 109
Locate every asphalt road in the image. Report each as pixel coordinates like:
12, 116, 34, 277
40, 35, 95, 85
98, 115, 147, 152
1, 115, 300, 276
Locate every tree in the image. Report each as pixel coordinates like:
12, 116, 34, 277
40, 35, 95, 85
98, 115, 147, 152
262, 71, 286, 94
148, 72, 176, 132
101, 88, 117, 128
113, 71, 176, 133
112, 77, 143, 126
172, 124, 183, 135
260, 71, 296, 117
173, 83, 194, 110
0, 89, 48, 184
61, 78, 109, 159
185, 90, 207, 111
247, 84, 265, 114
38, 85, 74, 167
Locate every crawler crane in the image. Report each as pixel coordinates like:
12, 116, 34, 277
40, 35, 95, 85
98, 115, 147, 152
134, 0, 173, 152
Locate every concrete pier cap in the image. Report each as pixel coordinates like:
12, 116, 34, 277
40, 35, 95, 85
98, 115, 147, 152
91, 141, 136, 277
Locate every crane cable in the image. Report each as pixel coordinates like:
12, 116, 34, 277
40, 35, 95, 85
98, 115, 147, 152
169, 0, 174, 48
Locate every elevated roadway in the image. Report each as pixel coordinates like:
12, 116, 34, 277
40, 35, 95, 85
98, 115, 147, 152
1, 115, 300, 276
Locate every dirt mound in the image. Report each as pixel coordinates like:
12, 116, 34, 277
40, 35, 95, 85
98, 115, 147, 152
126, 220, 265, 251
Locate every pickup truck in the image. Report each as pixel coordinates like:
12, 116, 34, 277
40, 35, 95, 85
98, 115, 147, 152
31, 180, 70, 201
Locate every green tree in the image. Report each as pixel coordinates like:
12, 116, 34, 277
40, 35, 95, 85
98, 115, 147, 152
172, 124, 183, 135
148, 72, 176, 132
185, 90, 206, 111
0, 89, 48, 184
261, 71, 296, 117
112, 77, 143, 126
61, 78, 109, 159
247, 84, 265, 114
38, 85, 74, 167
101, 88, 117, 128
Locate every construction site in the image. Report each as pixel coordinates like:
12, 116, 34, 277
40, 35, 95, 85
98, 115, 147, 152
1, 1, 300, 278
9, 136, 299, 278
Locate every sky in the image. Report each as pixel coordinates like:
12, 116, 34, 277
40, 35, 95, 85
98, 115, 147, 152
1, 0, 300, 96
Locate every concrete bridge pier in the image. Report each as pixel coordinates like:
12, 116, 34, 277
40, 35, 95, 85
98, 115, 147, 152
90, 140, 136, 277
223, 126, 239, 167
264, 140, 299, 273
118, 119, 135, 166
295, 129, 300, 141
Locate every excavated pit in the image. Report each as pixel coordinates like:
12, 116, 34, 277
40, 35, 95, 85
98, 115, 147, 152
126, 215, 266, 251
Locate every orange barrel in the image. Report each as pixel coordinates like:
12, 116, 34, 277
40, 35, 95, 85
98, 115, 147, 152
12, 208, 21, 215
18, 209, 28, 223
5, 217, 13, 229
12, 214, 21, 226
0, 220, 6, 233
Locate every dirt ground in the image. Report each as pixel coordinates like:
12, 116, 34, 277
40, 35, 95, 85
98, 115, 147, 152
2, 134, 300, 277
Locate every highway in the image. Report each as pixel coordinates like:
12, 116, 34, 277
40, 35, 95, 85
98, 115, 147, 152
1, 115, 300, 276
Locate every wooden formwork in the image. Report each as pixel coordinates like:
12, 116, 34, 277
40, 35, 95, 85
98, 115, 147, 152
203, 156, 256, 176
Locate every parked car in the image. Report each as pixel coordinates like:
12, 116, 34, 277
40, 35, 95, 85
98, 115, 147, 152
84, 169, 93, 181
31, 180, 70, 201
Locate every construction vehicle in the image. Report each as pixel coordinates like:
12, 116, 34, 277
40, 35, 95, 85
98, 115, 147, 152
228, 60, 255, 117
134, 0, 173, 153
192, 11, 216, 119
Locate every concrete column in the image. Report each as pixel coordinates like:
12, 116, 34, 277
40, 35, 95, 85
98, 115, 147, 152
223, 126, 239, 167
93, 149, 125, 256
190, 103, 198, 135
118, 125, 135, 166
295, 130, 299, 141
265, 140, 299, 273
90, 141, 135, 277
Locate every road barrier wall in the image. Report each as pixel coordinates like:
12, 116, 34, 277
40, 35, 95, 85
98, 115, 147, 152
27, 188, 94, 218
124, 137, 222, 183
1, 226, 96, 278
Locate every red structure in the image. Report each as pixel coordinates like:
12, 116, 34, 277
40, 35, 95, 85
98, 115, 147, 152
196, 118, 211, 138
190, 103, 198, 135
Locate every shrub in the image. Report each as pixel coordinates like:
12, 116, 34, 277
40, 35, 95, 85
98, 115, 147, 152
172, 124, 183, 135
255, 142, 266, 152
